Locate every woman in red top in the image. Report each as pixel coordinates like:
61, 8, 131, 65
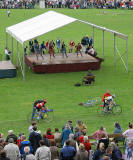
46, 128, 54, 140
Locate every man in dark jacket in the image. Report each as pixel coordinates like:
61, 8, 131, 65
6, 130, 18, 144
29, 126, 42, 153
60, 140, 76, 160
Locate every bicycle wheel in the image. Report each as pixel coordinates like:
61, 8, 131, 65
43, 111, 54, 123
97, 106, 105, 116
27, 111, 38, 123
112, 105, 122, 115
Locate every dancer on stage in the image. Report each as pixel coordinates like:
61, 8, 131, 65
75, 43, 83, 57
48, 40, 55, 59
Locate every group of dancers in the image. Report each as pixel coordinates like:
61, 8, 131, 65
27, 37, 96, 60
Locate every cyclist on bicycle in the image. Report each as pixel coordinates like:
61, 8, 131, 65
102, 90, 113, 112
32, 99, 47, 120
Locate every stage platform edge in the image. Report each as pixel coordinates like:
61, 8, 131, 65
25, 53, 103, 74
0, 61, 16, 78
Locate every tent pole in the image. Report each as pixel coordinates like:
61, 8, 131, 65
23, 43, 25, 80
93, 26, 94, 48
114, 33, 116, 67
6, 32, 8, 48
103, 30, 104, 58
126, 38, 128, 73
11, 37, 13, 63
17, 41, 19, 68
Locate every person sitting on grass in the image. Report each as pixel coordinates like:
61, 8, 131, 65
82, 70, 95, 86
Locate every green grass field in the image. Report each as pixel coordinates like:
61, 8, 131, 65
0, 8, 133, 137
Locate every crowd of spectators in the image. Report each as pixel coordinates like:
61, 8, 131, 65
0, 0, 36, 9
1, 120, 133, 160
0, 0, 133, 9
44, 0, 133, 9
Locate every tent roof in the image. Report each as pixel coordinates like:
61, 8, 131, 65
6, 11, 77, 44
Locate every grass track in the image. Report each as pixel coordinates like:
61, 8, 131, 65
0, 8, 133, 137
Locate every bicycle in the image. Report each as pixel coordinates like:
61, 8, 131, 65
27, 108, 54, 123
97, 103, 122, 116
79, 97, 101, 107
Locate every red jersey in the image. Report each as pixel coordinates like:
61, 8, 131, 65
36, 102, 45, 109
69, 41, 75, 47
82, 141, 91, 156
102, 92, 111, 102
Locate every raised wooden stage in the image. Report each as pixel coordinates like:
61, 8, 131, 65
0, 61, 16, 78
25, 53, 102, 74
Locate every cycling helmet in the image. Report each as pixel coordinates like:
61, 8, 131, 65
43, 99, 47, 103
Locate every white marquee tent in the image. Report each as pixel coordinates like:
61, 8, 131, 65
6, 11, 128, 79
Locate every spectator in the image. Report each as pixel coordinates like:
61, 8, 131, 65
23, 146, 35, 160
0, 150, 10, 160
35, 140, 51, 160
0, 139, 4, 152
105, 147, 113, 159
125, 139, 133, 160
97, 133, 109, 150
28, 121, 37, 133
42, 134, 50, 147
75, 143, 89, 160
123, 122, 133, 142
6, 130, 17, 144
86, 45, 97, 57
46, 128, 54, 140
74, 127, 81, 142
62, 120, 73, 132
4, 138, 20, 160
82, 136, 91, 156
110, 142, 122, 160
53, 128, 61, 147
78, 131, 87, 144
49, 140, 59, 160
60, 140, 76, 160
19, 135, 33, 157
93, 142, 106, 160
113, 122, 123, 143
64, 133, 79, 152
92, 126, 108, 141
76, 120, 87, 134
5, 48, 11, 61
61, 124, 73, 145
29, 126, 42, 153
17, 133, 24, 147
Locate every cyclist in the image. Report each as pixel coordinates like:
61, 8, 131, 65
102, 90, 113, 112
32, 99, 47, 120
